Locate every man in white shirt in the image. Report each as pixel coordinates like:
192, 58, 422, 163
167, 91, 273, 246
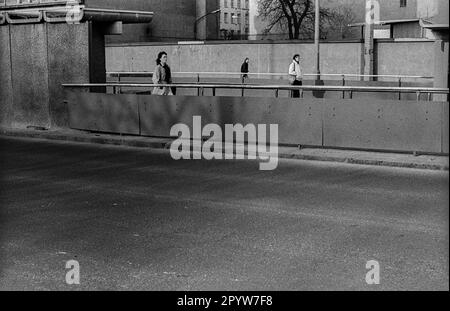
289, 54, 303, 98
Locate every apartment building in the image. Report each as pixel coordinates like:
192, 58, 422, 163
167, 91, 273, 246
219, 0, 250, 39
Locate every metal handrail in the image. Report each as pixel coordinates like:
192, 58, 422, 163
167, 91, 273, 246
63, 82, 448, 94
63, 82, 449, 101
106, 71, 434, 80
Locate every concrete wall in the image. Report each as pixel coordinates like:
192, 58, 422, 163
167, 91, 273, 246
417, 0, 449, 24
378, 0, 418, 20
392, 22, 423, 39
47, 23, 90, 127
106, 41, 363, 78
433, 40, 449, 101
375, 40, 435, 80
99, 0, 197, 43
106, 40, 442, 83
196, 0, 220, 40
0, 23, 92, 129
0, 25, 13, 127
67, 91, 449, 153
9, 23, 50, 128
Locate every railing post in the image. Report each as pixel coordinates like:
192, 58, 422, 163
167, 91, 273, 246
275, 89, 279, 98
398, 78, 402, 100
197, 74, 200, 96
300, 88, 304, 99
241, 75, 245, 97
349, 91, 353, 99
342, 75, 345, 99
427, 93, 432, 101
201, 87, 204, 96
416, 91, 421, 101
212, 87, 216, 97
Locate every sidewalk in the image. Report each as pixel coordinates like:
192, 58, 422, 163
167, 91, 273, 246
1, 127, 448, 171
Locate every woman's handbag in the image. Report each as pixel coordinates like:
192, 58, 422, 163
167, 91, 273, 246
289, 75, 296, 84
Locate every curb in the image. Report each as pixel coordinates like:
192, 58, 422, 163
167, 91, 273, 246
1, 128, 448, 171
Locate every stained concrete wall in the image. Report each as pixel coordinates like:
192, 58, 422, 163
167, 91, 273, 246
196, 0, 220, 40
0, 25, 13, 127
433, 40, 449, 101
392, 22, 423, 39
67, 91, 449, 153
105, 41, 363, 78
375, 40, 435, 80
417, 0, 449, 24
378, 0, 418, 20
0, 22, 93, 129
47, 23, 90, 127
10, 23, 50, 128
106, 40, 442, 83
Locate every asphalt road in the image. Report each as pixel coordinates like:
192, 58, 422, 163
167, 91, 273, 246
0, 136, 448, 291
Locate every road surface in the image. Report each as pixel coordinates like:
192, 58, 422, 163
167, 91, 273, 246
0, 136, 448, 290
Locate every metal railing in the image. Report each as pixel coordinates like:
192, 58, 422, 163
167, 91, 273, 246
63, 82, 449, 101
107, 71, 434, 81
106, 71, 436, 99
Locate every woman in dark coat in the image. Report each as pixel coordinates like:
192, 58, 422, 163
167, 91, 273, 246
240, 57, 249, 79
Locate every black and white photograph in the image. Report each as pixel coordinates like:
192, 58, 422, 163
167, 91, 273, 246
0, 0, 448, 297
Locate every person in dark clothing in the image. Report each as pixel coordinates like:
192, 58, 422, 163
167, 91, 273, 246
241, 58, 249, 79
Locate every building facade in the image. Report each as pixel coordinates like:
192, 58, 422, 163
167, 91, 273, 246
373, 0, 449, 39
251, 0, 448, 40
349, 0, 449, 39
1, 0, 201, 42
219, 0, 250, 39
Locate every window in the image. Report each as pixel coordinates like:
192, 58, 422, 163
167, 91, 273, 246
237, 13, 241, 24
224, 12, 229, 23
237, 0, 241, 9
224, 0, 228, 8
400, 0, 407, 7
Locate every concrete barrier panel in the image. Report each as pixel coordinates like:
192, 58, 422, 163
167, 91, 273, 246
10, 23, 50, 128
139, 95, 323, 146
47, 23, 90, 128
68, 92, 447, 153
323, 100, 443, 153
139, 95, 237, 138
0, 25, 13, 127
442, 102, 449, 154
267, 98, 323, 146
68, 91, 140, 135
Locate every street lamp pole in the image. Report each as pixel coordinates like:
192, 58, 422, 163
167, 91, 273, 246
314, 0, 320, 80
194, 9, 221, 40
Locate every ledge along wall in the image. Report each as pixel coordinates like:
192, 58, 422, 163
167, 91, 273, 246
67, 91, 449, 154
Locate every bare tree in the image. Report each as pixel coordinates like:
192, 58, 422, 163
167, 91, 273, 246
327, 6, 358, 39
257, 0, 333, 40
